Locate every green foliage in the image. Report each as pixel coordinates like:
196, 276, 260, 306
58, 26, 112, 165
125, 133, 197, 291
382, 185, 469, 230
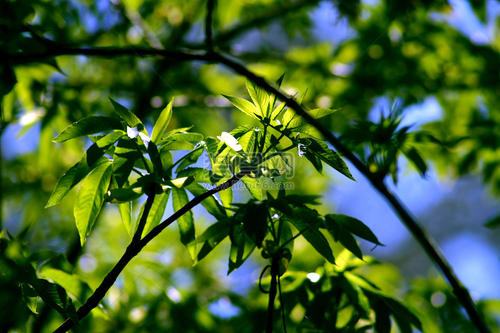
2, 0, 498, 332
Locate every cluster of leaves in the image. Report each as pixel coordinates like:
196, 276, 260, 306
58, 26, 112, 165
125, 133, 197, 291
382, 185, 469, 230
39, 80, 425, 331
274, 252, 422, 332
0, 231, 84, 329
341, 103, 428, 183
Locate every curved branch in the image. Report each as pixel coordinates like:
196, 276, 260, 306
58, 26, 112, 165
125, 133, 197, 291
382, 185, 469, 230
211, 52, 490, 333
10, 46, 490, 332
53, 173, 244, 333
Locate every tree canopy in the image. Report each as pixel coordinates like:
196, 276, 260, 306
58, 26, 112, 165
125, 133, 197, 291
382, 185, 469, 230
1, 0, 499, 332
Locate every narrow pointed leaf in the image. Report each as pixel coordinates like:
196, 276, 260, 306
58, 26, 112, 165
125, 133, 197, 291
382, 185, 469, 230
309, 108, 340, 119
172, 188, 195, 258
186, 183, 226, 219
53, 116, 122, 142
223, 95, 258, 119
246, 80, 269, 117
74, 161, 112, 245
194, 221, 230, 263
151, 99, 173, 143
142, 190, 170, 236
118, 201, 133, 237
109, 98, 143, 129
326, 214, 383, 246
287, 213, 335, 263
46, 150, 108, 207
403, 147, 428, 176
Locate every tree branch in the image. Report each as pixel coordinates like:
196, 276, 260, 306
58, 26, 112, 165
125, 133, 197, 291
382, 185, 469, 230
53, 173, 245, 333
10, 45, 489, 332
205, 0, 216, 51
211, 52, 491, 333
265, 257, 279, 333
6, 46, 210, 66
188, 0, 319, 49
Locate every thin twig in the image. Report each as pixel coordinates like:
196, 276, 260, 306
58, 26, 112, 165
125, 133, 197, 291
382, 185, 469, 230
53, 173, 245, 333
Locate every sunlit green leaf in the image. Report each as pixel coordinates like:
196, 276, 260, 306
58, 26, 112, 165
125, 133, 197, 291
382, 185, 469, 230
172, 188, 195, 258
142, 189, 170, 236
223, 95, 258, 119
53, 116, 122, 143
151, 99, 173, 143
46, 148, 108, 207
193, 221, 230, 263
74, 161, 112, 245
109, 98, 144, 129
186, 182, 226, 219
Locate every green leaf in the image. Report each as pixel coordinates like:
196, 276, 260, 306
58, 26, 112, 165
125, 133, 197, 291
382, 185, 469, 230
228, 223, 256, 273
74, 161, 113, 245
38, 268, 90, 302
113, 138, 141, 187
159, 131, 204, 149
45, 148, 108, 207
107, 187, 142, 203
151, 99, 173, 143
304, 150, 323, 173
241, 177, 266, 200
329, 224, 364, 259
147, 141, 164, 177
53, 116, 123, 142
246, 80, 270, 117
383, 297, 422, 332
241, 201, 268, 247
403, 147, 428, 176
287, 211, 335, 263
301, 137, 354, 180
169, 176, 195, 188
193, 221, 230, 263
95, 130, 125, 148
223, 95, 258, 119
118, 202, 133, 237
176, 147, 204, 172
109, 98, 144, 129
340, 275, 370, 315
186, 183, 226, 219
172, 188, 196, 258
142, 190, 170, 236
309, 108, 340, 119
177, 167, 213, 183
34, 279, 77, 321
326, 214, 383, 246
485, 215, 500, 229
282, 108, 301, 128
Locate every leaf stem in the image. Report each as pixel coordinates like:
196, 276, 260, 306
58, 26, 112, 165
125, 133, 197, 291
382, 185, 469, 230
265, 256, 279, 333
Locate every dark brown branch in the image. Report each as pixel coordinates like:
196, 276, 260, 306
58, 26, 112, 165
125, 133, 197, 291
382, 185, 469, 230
10, 45, 489, 332
265, 257, 279, 333
6, 46, 209, 66
211, 52, 491, 333
53, 173, 244, 333
205, 0, 216, 51
132, 193, 155, 243
192, 0, 319, 49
